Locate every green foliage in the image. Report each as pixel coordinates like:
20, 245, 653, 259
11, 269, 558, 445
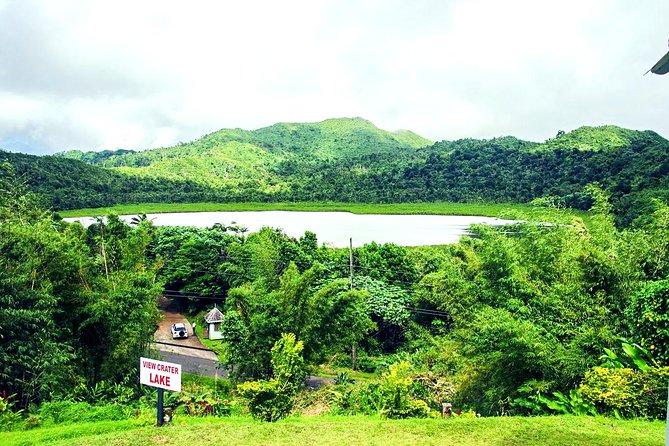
66, 379, 136, 406
455, 307, 564, 415
327, 362, 438, 418
237, 379, 295, 422
178, 390, 237, 417
38, 401, 132, 425
7, 120, 669, 227
237, 333, 305, 422
579, 366, 669, 419
599, 341, 657, 371
0, 177, 163, 408
0, 395, 24, 431
627, 280, 669, 363
540, 125, 636, 152
379, 362, 430, 419
328, 383, 384, 416
334, 371, 355, 385
535, 389, 597, 416
270, 333, 306, 385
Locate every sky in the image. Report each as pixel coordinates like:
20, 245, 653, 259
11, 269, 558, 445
1, 0, 668, 155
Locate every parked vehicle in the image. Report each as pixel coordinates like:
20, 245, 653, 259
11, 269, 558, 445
171, 322, 188, 339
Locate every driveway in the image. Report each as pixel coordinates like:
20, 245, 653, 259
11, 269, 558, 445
153, 296, 218, 362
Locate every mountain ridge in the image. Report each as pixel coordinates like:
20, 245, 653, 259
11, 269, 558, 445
3, 119, 668, 226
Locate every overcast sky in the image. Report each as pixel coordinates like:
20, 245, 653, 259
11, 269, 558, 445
1, 0, 668, 154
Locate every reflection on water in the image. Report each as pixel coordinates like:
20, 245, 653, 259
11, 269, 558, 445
65, 211, 517, 247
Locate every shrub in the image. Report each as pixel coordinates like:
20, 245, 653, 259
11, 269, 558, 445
627, 280, 669, 363
66, 379, 136, 405
579, 366, 669, 419
24, 415, 41, 429
178, 390, 237, 417
237, 333, 305, 422
413, 371, 456, 411
379, 362, 429, 419
0, 395, 24, 431
238, 380, 294, 422
535, 389, 597, 416
328, 383, 383, 416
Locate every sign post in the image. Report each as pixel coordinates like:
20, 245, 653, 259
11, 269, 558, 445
140, 357, 182, 426
157, 388, 164, 427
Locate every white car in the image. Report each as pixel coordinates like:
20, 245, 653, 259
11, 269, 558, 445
171, 323, 188, 339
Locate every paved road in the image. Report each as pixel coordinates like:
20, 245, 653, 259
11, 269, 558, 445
157, 350, 225, 378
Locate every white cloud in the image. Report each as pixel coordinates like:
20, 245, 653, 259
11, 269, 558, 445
1, 0, 668, 153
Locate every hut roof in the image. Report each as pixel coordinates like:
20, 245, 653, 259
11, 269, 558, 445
204, 307, 224, 323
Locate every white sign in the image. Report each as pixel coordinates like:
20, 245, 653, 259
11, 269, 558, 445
139, 357, 182, 392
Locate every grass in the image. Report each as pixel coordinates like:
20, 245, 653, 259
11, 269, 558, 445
56, 201, 584, 220
310, 364, 378, 382
1, 415, 663, 446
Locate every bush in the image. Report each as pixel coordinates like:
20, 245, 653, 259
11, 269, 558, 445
579, 366, 669, 419
627, 280, 669, 363
0, 395, 24, 431
237, 333, 305, 422
66, 379, 136, 405
328, 383, 383, 416
379, 362, 429, 419
237, 380, 294, 422
176, 374, 238, 417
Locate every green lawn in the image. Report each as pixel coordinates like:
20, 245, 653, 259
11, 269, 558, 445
57, 201, 583, 220
1, 415, 663, 446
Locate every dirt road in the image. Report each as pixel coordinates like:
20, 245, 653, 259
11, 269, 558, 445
153, 296, 218, 362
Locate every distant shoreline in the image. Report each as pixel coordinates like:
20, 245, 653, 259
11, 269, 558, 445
57, 201, 586, 219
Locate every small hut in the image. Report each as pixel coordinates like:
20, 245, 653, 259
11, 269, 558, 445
204, 306, 224, 340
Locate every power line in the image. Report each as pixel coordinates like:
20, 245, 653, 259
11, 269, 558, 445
161, 292, 450, 318
152, 340, 217, 353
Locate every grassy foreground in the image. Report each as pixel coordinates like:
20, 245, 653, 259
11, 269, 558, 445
57, 201, 573, 219
1, 415, 663, 446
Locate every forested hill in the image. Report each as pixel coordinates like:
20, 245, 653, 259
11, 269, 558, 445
4, 120, 669, 225
0, 151, 217, 210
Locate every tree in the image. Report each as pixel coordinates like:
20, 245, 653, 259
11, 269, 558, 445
627, 280, 669, 364
237, 333, 305, 422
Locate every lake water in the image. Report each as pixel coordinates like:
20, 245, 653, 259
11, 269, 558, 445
65, 211, 517, 247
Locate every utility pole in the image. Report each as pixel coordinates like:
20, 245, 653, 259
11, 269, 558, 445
349, 237, 356, 370
349, 237, 354, 290
100, 223, 110, 282
665, 382, 669, 446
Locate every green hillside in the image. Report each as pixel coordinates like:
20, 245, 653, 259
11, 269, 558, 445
0, 150, 218, 210
8, 121, 669, 224
537, 125, 656, 152
59, 117, 432, 190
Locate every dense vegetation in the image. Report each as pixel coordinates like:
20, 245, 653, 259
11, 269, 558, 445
5, 150, 669, 424
3, 119, 669, 226
148, 187, 669, 419
0, 170, 162, 409
0, 151, 217, 210
3, 119, 669, 434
